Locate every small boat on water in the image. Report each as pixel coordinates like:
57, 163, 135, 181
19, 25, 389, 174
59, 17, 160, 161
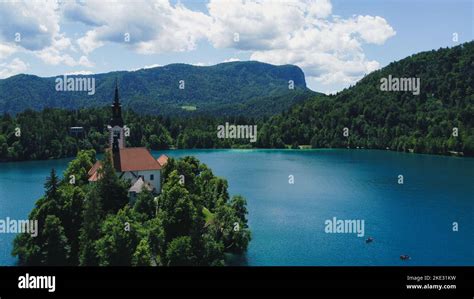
400, 255, 411, 260
365, 237, 374, 243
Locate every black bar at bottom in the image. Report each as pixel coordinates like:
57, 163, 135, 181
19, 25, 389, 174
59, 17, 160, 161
0, 266, 472, 298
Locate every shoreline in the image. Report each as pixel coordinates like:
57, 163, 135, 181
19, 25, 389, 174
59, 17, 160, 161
0, 147, 470, 165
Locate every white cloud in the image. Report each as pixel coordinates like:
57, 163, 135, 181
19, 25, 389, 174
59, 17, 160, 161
353, 15, 397, 45
67, 0, 212, 54
205, 0, 395, 90
192, 62, 209, 66
35, 45, 93, 67
0, 1, 60, 51
77, 30, 104, 54
207, 0, 322, 51
222, 57, 240, 63
63, 70, 94, 75
33, 33, 93, 67
143, 63, 162, 69
0, 43, 17, 58
0, 1, 94, 70
0, 58, 29, 79
64, 0, 396, 89
0, 0, 396, 92
307, 0, 333, 19
131, 63, 163, 71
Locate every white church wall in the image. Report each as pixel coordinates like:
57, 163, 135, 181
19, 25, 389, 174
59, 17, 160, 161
120, 170, 161, 192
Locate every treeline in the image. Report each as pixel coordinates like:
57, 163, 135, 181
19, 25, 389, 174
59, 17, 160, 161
0, 94, 472, 162
256, 42, 474, 156
1, 42, 473, 160
12, 150, 250, 266
0, 108, 260, 161
256, 95, 474, 155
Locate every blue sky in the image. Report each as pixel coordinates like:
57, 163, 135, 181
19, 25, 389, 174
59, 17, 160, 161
0, 0, 472, 94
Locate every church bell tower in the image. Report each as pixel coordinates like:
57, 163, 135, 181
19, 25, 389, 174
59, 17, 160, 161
108, 80, 125, 149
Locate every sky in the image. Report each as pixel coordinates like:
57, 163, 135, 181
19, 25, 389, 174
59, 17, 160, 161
0, 0, 472, 94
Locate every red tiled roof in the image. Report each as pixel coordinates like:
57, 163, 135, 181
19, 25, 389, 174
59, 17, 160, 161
157, 154, 169, 167
116, 147, 162, 172
88, 148, 163, 181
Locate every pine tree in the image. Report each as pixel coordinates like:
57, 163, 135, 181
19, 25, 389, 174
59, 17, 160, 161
97, 151, 128, 214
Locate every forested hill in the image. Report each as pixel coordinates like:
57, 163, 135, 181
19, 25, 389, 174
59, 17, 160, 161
1, 43, 473, 162
0, 61, 317, 117
257, 41, 474, 156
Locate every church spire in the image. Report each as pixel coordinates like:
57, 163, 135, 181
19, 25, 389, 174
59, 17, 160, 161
110, 79, 124, 127
114, 78, 120, 105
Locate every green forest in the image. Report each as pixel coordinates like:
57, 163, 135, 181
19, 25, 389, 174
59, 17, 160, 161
12, 150, 250, 266
0, 108, 262, 161
256, 41, 474, 155
0, 61, 313, 117
0, 41, 473, 160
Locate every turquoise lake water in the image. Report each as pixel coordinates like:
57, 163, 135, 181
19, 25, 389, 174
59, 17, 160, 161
0, 149, 473, 266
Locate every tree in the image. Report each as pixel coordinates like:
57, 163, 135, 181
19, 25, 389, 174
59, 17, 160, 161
158, 170, 198, 243
133, 188, 156, 220
60, 185, 86, 264
97, 151, 129, 214
78, 186, 102, 266
165, 236, 196, 266
12, 233, 41, 266
144, 218, 165, 265
14, 154, 251, 266
132, 239, 153, 266
200, 233, 225, 266
230, 195, 249, 224
95, 207, 142, 266
213, 203, 251, 254
463, 135, 474, 156
0, 134, 8, 158
63, 149, 96, 186
41, 215, 70, 266
44, 168, 59, 202
160, 157, 251, 262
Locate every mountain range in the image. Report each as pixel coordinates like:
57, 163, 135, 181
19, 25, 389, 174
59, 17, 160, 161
0, 41, 472, 160
0, 61, 317, 117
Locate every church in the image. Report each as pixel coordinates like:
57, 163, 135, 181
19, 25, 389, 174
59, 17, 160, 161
88, 83, 168, 200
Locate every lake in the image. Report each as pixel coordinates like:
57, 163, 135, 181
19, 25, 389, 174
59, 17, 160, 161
1, 149, 473, 266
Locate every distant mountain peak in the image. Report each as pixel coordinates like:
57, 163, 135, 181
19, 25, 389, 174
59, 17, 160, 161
0, 61, 315, 117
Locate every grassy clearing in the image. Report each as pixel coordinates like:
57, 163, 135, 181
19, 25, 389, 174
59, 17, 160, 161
181, 105, 197, 111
